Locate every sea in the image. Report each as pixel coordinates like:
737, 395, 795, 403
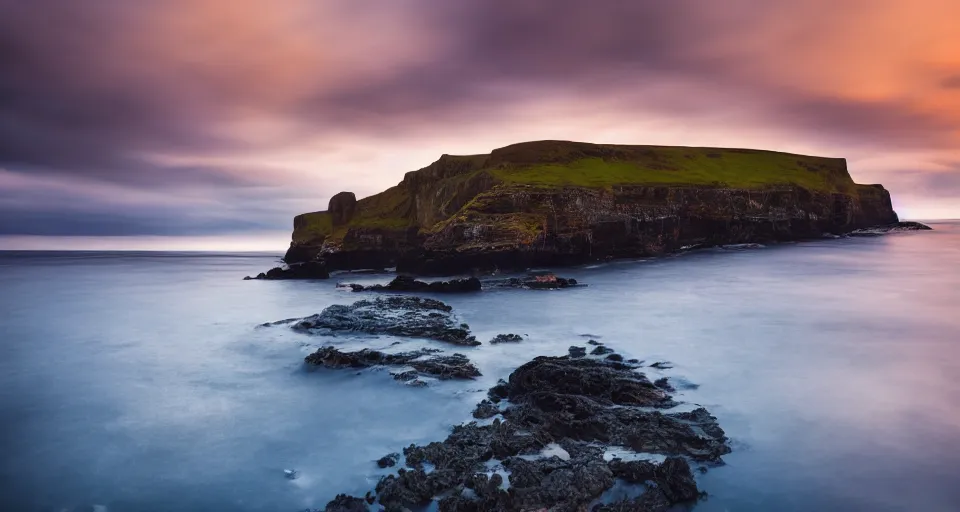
1, 221, 959, 512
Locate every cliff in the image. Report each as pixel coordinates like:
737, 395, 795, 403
284, 140, 899, 274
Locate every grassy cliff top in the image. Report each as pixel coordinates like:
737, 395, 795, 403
293, 140, 861, 243
487, 142, 854, 192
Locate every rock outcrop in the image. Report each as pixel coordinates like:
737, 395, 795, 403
486, 272, 582, 290
489, 333, 524, 344
243, 261, 330, 280
305, 346, 481, 383
285, 140, 903, 274
324, 353, 730, 511
288, 296, 480, 346
848, 220, 933, 237
337, 275, 482, 293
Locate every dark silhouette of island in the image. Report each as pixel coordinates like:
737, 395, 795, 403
274, 140, 924, 276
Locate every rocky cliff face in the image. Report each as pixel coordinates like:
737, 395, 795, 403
284, 141, 899, 274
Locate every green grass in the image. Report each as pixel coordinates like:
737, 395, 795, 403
490, 147, 855, 193
293, 185, 416, 243
292, 212, 332, 243
347, 184, 416, 230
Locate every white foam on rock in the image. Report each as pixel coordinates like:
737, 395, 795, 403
518, 442, 571, 461
602, 447, 667, 464
483, 459, 512, 489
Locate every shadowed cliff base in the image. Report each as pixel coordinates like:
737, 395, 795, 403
282, 140, 908, 275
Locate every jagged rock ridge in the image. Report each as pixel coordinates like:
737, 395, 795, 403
285, 140, 900, 274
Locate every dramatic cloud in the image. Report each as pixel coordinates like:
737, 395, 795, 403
0, 0, 958, 245
944, 76, 960, 89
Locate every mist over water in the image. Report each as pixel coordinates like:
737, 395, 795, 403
1, 222, 959, 512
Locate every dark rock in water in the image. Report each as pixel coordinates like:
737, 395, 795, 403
894, 221, 933, 230
595, 491, 672, 512
720, 243, 765, 250
849, 221, 933, 237
472, 399, 500, 419
323, 493, 368, 512
487, 379, 510, 403
569, 346, 587, 358
608, 458, 657, 483
489, 333, 524, 344
305, 346, 481, 382
485, 273, 583, 290
590, 345, 614, 356
377, 453, 400, 468
653, 377, 675, 392
594, 457, 700, 512
356, 354, 728, 511
597, 457, 699, 512
653, 457, 700, 502
605, 353, 624, 362
391, 370, 419, 382
627, 358, 641, 364
649, 361, 673, 369
244, 261, 330, 280
587, 339, 602, 346
291, 296, 479, 345
258, 317, 300, 327
505, 356, 679, 410
338, 275, 482, 293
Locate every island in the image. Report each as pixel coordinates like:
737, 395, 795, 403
282, 140, 903, 275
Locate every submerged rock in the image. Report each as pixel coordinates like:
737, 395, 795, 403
720, 243, 765, 250
489, 333, 524, 344
291, 296, 479, 346
244, 261, 330, 280
653, 377, 675, 392
377, 453, 400, 468
338, 275, 482, 293
305, 346, 481, 381
486, 273, 582, 290
472, 399, 500, 419
322, 494, 368, 512
849, 221, 933, 237
590, 344, 614, 356
348, 353, 729, 511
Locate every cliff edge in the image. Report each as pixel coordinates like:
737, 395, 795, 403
284, 140, 899, 274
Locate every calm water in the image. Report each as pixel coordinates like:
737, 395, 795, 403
2, 222, 959, 512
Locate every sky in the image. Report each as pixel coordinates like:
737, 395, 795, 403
1, 0, 958, 251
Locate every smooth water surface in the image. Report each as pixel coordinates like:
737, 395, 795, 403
2, 222, 959, 511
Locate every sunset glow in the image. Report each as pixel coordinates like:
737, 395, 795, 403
1, 0, 958, 249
